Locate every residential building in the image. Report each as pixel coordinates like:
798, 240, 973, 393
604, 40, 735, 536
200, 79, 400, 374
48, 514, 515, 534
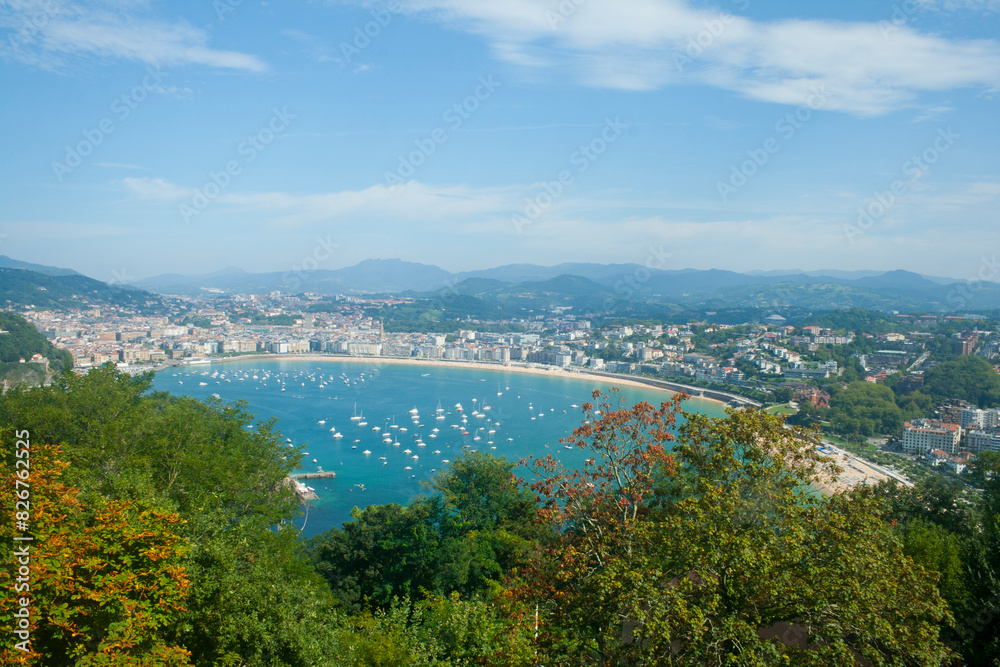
967, 429, 1000, 454
902, 419, 963, 455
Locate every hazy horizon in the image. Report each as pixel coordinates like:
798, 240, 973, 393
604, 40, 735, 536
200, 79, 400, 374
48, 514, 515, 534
1, 1, 998, 284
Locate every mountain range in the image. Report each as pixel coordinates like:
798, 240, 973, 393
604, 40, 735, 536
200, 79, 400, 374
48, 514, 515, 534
3, 255, 999, 314
126, 258, 998, 312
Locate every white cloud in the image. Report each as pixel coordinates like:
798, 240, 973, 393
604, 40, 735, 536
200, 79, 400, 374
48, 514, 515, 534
119, 176, 190, 200
0, 1, 266, 71
386, 0, 1000, 115
281, 29, 337, 63
94, 162, 146, 170
218, 181, 520, 228
915, 0, 1000, 11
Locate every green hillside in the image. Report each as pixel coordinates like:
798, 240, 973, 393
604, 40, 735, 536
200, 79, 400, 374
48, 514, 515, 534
0, 268, 168, 313
0, 312, 71, 384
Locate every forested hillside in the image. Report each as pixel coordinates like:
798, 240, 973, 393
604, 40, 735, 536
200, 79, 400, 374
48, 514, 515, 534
0, 313, 72, 385
1, 368, 998, 665
0, 268, 167, 313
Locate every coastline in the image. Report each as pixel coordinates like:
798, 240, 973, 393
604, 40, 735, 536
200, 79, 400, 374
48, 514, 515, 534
146, 355, 900, 498
191, 354, 744, 408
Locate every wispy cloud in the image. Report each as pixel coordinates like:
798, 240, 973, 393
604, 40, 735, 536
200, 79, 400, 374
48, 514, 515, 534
281, 29, 336, 63
218, 181, 519, 228
379, 0, 1000, 116
95, 162, 146, 170
120, 176, 190, 200
120, 176, 521, 226
910, 105, 954, 123
0, 1, 266, 71
914, 0, 1000, 11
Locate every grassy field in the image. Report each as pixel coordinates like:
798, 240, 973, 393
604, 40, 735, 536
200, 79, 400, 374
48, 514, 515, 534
765, 404, 798, 416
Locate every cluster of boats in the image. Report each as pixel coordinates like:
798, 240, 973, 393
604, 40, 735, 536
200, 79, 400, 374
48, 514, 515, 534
178, 367, 373, 394
172, 366, 598, 491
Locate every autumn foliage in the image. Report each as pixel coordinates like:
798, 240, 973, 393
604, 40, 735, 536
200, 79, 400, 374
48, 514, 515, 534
0, 435, 191, 666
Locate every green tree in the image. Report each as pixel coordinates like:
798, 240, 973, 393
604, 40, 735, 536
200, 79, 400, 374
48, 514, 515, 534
311, 452, 540, 612
428, 450, 537, 535
517, 394, 953, 665
0, 367, 339, 666
0, 438, 192, 666
923, 355, 1000, 407
772, 386, 793, 403
897, 390, 934, 420
0, 312, 73, 373
900, 519, 970, 621
827, 381, 903, 439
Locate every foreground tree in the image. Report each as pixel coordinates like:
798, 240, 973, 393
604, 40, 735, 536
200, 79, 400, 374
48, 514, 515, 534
0, 436, 192, 666
516, 391, 954, 665
310, 451, 540, 611
0, 367, 338, 666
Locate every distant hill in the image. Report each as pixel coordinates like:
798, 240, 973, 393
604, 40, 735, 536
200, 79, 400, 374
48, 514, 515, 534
0, 268, 167, 312
456, 262, 647, 284
136, 259, 452, 295
121, 258, 1000, 313
0, 255, 82, 277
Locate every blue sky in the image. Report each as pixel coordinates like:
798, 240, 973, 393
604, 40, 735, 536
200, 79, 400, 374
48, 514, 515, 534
1, 0, 999, 283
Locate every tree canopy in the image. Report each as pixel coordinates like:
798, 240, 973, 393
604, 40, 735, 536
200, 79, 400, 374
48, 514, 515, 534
511, 391, 953, 664
827, 381, 904, 438
3, 368, 997, 665
922, 355, 1000, 407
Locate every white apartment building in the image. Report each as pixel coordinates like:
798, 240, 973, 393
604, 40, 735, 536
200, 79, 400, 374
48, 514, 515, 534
967, 429, 1000, 454
346, 342, 382, 356
902, 419, 963, 455
960, 408, 1000, 429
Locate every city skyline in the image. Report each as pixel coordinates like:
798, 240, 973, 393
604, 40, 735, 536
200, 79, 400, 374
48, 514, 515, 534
1, 0, 998, 282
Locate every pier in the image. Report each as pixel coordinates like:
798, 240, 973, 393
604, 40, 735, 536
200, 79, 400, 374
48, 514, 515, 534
285, 471, 335, 503
292, 471, 337, 480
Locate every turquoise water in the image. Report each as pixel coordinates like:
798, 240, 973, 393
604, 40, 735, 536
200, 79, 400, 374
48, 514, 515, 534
152, 359, 726, 536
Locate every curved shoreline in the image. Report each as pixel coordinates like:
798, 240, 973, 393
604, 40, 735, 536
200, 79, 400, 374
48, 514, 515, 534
183, 354, 756, 409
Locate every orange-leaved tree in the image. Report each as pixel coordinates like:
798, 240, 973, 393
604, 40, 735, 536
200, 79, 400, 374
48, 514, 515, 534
0, 432, 192, 666
518, 389, 684, 659
514, 395, 954, 665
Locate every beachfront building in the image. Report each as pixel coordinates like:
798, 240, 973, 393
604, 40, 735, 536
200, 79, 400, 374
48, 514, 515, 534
902, 419, 963, 455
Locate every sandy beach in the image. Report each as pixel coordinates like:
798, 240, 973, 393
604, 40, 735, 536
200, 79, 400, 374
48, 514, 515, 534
812, 441, 912, 495
200, 353, 737, 408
